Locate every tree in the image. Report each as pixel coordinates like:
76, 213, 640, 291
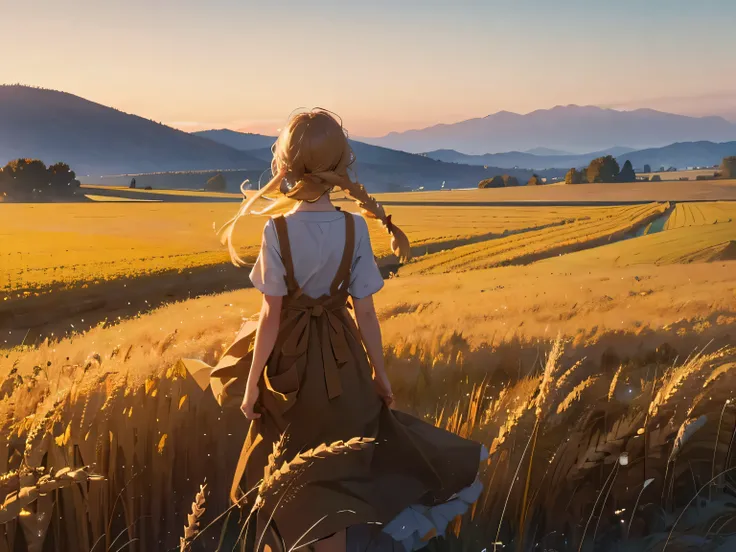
502, 175, 520, 187
651, 174, 662, 182
586, 155, 620, 183
129, 178, 137, 189
527, 174, 542, 186
47, 162, 81, 197
721, 156, 736, 179
1, 159, 49, 199
478, 175, 504, 189
643, 164, 651, 174
618, 160, 636, 183
564, 168, 582, 185
205, 173, 227, 192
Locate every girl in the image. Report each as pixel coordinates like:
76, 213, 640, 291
218, 110, 485, 552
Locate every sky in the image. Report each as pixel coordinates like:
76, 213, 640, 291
1, 0, 735, 136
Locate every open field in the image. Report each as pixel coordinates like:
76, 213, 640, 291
374, 179, 736, 203
2, 253, 736, 550
3, 188, 736, 551
663, 201, 736, 229
640, 168, 722, 181
81, 184, 242, 201
401, 202, 669, 275
76, 179, 736, 205
1, 202, 630, 295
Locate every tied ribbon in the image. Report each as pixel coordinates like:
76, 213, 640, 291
279, 299, 353, 400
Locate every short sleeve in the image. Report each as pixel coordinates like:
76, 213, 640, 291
348, 215, 385, 299
249, 219, 288, 296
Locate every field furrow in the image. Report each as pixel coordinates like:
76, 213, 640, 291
400, 202, 669, 275
663, 202, 736, 230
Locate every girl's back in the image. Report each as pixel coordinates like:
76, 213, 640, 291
250, 210, 384, 300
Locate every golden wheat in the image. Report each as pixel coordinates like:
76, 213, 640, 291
556, 376, 600, 415
180, 482, 207, 552
254, 437, 375, 510
608, 364, 624, 401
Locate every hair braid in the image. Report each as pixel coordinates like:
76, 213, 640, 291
218, 109, 412, 266
309, 171, 411, 262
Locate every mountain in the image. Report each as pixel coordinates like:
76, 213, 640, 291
425, 146, 639, 170
361, 105, 736, 155
193, 129, 276, 151
194, 129, 565, 191
0, 85, 264, 175
525, 147, 572, 156
426, 141, 736, 172
615, 141, 736, 170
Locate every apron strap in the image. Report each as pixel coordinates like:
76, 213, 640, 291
272, 215, 301, 296
329, 211, 355, 296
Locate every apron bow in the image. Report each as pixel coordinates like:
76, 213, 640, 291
280, 300, 352, 399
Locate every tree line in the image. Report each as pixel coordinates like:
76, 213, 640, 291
478, 155, 736, 190
564, 156, 636, 184
478, 174, 543, 188
0, 158, 81, 201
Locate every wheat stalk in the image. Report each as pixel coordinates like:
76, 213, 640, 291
517, 339, 563, 548
0, 466, 104, 524
669, 415, 708, 463
254, 437, 375, 510
608, 365, 624, 401
649, 348, 731, 419
535, 336, 563, 419
179, 483, 207, 552
702, 362, 736, 389
554, 358, 585, 396
556, 376, 599, 415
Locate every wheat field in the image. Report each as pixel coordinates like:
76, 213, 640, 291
2, 201, 628, 295
663, 201, 736, 230
400, 202, 668, 275
2, 189, 736, 551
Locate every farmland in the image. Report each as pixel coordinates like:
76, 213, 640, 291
1, 201, 644, 295
401, 202, 669, 275
2, 186, 736, 552
663, 201, 736, 229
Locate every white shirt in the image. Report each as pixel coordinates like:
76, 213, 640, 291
249, 211, 385, 299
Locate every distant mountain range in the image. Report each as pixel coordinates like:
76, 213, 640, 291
2, 86, 733, 191
194, 129, 565, 190
616, 141, 736, 170
360, 105, 736, 155
425, 142, 736, 171
425, 147, 636, 170
194, 129, 276, 152
0, 86, 264, 175
0, 86, 563, 191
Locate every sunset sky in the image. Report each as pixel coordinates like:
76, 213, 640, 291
2, 0, 735, 136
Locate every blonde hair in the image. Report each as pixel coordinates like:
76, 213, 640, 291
218, 109, 411, 266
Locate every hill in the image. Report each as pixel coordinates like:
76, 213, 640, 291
427, 141, 736, 172
524, 147, 573, 156
192, 129, 565, 191
361, 105, 736, 154
193, 129, 276, 151
616, 140, 736, 170
426, 146, 635, 170
0, 85, 263, 175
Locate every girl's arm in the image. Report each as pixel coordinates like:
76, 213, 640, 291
240, 294, 283, 419
353, 295, 394, 406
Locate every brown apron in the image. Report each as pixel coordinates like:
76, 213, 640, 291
183, 211, 482, 551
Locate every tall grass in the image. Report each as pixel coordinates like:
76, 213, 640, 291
1, 320, 735, 551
